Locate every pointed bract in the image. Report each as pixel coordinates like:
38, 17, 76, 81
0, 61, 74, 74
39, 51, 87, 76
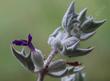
61, 37, 79, 49
48, 59, 66, 72
73, 66, 84, 73
77, 8, 87, 23
61, 66, 85, 81
66, 1, 76, 15
31, 49, 44, 70
91, 19, 106, 31
81, 19, 106, 33
66, 40, 80, 50
74, 47, 94, 56
62, 1, 77, 33
74, 71, 85, 81
48, 69, 68, 78
81, 17, 93, 32
80, 31, 96, 40
61, 47, 94, 57
11, 46, 35, 72
61, 74, 76, 81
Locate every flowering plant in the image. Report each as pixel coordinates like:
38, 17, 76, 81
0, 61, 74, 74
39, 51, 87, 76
11, 1, 106, 81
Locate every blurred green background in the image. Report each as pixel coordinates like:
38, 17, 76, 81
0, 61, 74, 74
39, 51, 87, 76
0, 0, 109, 81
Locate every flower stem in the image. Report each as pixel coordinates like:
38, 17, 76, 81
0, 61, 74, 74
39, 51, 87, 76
37, 71, 45, 81
44, 48, 58, 68
37, 48, 58, 81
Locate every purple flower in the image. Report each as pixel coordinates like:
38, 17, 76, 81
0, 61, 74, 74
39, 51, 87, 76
12, 34, 35, 51
12, 40, 28, 46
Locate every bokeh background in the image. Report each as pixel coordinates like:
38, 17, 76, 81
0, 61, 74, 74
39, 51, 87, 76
0, 0, 109, 81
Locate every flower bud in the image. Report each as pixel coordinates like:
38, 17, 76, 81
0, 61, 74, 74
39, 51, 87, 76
48, 59, 66, 72
31, 49, 44, 71
11, 46, 35, 72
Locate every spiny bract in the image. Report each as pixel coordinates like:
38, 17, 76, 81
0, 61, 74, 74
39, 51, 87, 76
48, 1, 106, 57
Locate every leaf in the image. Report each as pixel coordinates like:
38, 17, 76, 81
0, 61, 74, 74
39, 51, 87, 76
61, 47, 94, 57
73, 47, 94, 57
62, 1, 78, 33
66, 66, 75, 75
61, 74, 76, 81
73, 66, 84, 73
11, 46, 35, 72
74, 71, 85, 81
80, 31, 96, 40
61, 66, 85, 81
61, 36, 79, 50
48, 68, 68, 78
81, 19, 106, 33
77, 8, 87, 23
31, 49, 44, 70
48, 59, 66, 72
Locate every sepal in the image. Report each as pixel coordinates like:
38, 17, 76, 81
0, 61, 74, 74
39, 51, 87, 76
62, 1, 77, 33
48, 69, 68, 78
77, 8, 87, 23
81, 19, 106, 33
80, 31, 96, 40
11, 46, 35, 72
61, 47, 94, 57
48, 59, 66, 72
31, 49, 44, 71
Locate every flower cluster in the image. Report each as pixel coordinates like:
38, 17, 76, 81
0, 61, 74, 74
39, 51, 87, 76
48, 2, 105, 57
11, 1, 106, 81
12, 34, 83, 78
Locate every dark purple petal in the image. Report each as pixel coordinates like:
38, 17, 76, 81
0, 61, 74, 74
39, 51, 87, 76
28, 43, 35, 51
12, 34, 35, 51
28, 34, 32, 44
12, 40, 28, 46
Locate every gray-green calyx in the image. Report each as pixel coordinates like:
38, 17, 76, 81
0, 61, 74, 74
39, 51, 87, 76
48, 1, 106, 57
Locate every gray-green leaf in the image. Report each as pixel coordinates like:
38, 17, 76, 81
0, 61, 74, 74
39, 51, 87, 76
48, 59, 66, 72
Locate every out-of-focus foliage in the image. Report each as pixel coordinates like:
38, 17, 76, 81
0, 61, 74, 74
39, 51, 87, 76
0, 0, 109, 81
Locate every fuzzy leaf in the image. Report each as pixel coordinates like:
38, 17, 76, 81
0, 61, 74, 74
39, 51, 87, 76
66, 66, 75, 75
31, 49, 44, 70
73, 66, 84, 73
62, 1, 77, 33
74, 71, 85, 81
77, 8, 87, 23
81, 19, 106, 33
61, 47, 94, 57
73, 47, 94, 56
61, 36, 79, 50
80, 31, 96, 40
48, 27, 64, 49
11, 46, 35, 72
61, 74, 76, 81
48, 59, 66, 72
81, 17, 93, 32
61, 66, 85, 81
48, 68, 68, 78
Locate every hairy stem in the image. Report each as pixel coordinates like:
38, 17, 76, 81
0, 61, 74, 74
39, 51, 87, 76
44, 48, 58, 68
37, 48, 58, 81
37, 71, 45, 81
